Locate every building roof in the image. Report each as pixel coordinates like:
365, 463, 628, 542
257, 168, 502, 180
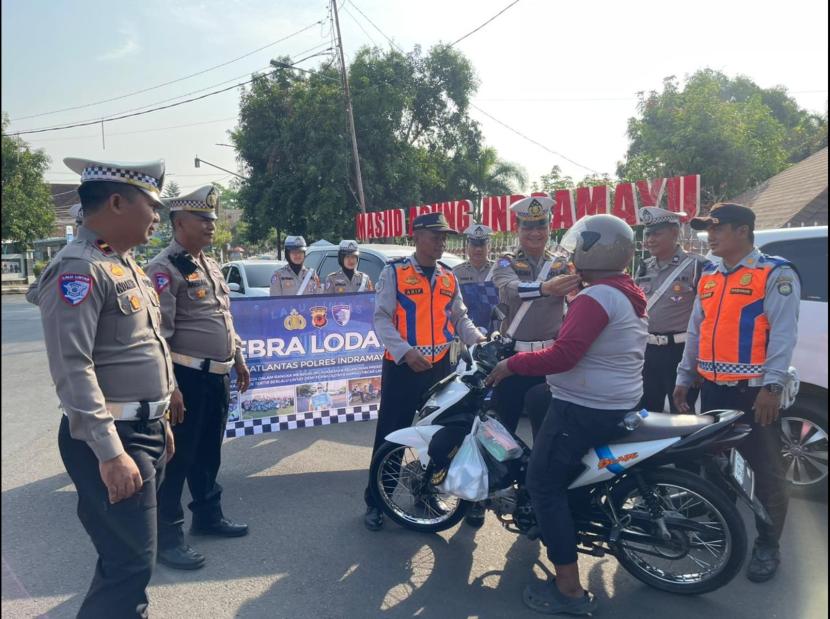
50, 184, 81, 232
729, 147, 828, 229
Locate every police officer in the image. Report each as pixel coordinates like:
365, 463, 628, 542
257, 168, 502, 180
323, 240, 374, 293
491, 196, 581, 434
364, 212, 485, 530
674, 203, 800, 583
35, 157, 174, 618
454, 223, 495, 285
269, 235, 322, 296
635, 206, 710, 412
147, 185, 250, 570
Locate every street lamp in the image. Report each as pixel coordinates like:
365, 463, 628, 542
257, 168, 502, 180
194, 155, 246, 180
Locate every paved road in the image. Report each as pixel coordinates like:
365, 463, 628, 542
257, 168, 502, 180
2, 294, 827, 618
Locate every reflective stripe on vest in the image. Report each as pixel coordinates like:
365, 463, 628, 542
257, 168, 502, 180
696, 259, 781, 382
385, 261, 457, 363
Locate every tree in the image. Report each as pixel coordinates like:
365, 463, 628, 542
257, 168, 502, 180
232, 45, 493, 241
162, 181, 181, 198
617, 70, 827, 203
1, 114, 55, 246
532, 165, 615, 193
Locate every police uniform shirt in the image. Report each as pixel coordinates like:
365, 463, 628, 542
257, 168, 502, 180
677, 248, 801, 388
269, 263, 322, 296
146, 239, 242, 363
490, 248, 570, 342
373, 256, 483, 363
323, 269, 374, 293
635, 246, 710, 334
454, 260, 494, 285
36, 226, 174, 462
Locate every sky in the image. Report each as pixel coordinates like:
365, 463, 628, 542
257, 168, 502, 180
2, 0, 828, 201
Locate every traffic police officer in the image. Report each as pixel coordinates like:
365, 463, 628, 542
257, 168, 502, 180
455, 223, 498, 333
635, 206, 710, 412
35, 157, 174, 618
364, 212, 485, 530
674, 203, 800, 583
147, 185, 250, 570
269, 235, 322, 296
323, 240, 374, 293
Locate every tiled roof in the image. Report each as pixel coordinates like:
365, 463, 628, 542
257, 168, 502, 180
729, 148, 828, 229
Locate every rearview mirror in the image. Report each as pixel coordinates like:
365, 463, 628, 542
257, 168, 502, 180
228, 282, 241, 292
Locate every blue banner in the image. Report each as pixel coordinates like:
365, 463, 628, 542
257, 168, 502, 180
226, 292, 383, 437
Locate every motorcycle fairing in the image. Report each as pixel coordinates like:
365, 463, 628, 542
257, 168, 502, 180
569, 437, 681, 488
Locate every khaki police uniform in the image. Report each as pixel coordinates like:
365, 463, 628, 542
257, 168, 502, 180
269, 263, 322, 296
38, 157, 171, 618
454, 260, 494, 284
324, 269, 374, 293
146, 185, 248, 553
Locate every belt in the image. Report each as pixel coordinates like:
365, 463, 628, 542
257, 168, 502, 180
514, 338, 556, 352
106, 399, 170, 421
171, 352, 234, 375
647, 332, 687, 346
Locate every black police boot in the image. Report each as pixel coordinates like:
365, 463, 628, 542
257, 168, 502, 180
747, 542, 781, 582
190, 517, 249, 538
157, 544, 206, 570
464, 501, 485, 528
364, 506, 384, 531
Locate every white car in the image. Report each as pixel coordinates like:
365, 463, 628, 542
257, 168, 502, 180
701, 226, 828, 496
221, 260, 285, 297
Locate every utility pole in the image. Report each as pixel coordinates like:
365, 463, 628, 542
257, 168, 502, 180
332, 0, 367, 214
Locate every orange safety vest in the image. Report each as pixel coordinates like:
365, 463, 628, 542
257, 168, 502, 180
385, 259, 458, 363
696, 254, 791, 382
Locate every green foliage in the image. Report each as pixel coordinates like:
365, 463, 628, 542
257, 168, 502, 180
33, 259, 49, 277
617, 70, 827, 202
2, 114, 56, 246
162, 181, 181, 198
532, 165, 616, 193
232, 45, 518, 241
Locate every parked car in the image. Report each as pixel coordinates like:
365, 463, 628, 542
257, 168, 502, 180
700, 225, 828, 497
303, 242, 464, 284
221, 260, 285, 297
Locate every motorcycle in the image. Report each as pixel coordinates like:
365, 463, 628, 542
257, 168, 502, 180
367, 333, 773, 595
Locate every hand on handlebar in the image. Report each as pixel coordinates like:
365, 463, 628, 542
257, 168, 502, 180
485, 359, 514, 387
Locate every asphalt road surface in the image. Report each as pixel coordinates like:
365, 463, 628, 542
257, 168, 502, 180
2, 295, 827, 618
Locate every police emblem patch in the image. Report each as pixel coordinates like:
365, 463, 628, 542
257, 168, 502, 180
195, 288, 207, 299
332, 304, 351, 326
498, 257, 511, 268
740, 273, 753, 286
310, 306, 328, 328
704, 280, 717, 289
405, 276, 420, 285
777, 281, 793, 296
528, 199, 542, 216
59, 273, 93, 306
129, 295, 141, 310
283, 308, 307, 331
153, 272, 171, 293
441, 276, 451, 287
110, 264, 125, 277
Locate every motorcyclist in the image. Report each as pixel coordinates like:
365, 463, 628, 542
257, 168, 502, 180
486, 214, 648, 616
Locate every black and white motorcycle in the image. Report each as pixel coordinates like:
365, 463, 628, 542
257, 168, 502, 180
367, 334, 780, 595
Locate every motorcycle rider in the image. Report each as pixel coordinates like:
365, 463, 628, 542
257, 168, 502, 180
487, 214, 647, 615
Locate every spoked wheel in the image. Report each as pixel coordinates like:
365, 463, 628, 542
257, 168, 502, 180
369, 441, 469, 533
611, 468, 746, 595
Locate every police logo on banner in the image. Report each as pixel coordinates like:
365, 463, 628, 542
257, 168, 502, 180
332, 304, 351, 326
153, 271, 171, 293
59, 273, 93, 305
310, 306, 328, 328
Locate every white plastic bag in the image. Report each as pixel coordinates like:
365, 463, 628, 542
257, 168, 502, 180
438, 418, 489, 501
476, 416, 522, 462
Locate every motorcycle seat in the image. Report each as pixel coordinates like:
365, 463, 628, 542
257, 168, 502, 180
613, 412, 715, 444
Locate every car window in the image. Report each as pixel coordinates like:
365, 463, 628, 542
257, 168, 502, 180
227, 266, 243, 286
221, 266, 230, 279
760, 237, 828, 302
303, 250, 325, 273
358, 255, 384, 284
318, 254, 341, 281
244, 263, 281, 288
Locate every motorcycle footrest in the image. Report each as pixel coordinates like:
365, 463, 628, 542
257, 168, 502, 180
577, 545, 606, 558
609, 525, 622, 544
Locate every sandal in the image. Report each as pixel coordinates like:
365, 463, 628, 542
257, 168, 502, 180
522, 581, 597, 616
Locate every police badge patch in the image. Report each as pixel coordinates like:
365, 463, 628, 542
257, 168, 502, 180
310, 306, 328, 328
59, 273, 93, 306
332, 304, 351, 326
153, 271, 171, 294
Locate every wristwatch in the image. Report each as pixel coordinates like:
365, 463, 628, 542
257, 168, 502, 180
763, 383, 784, 395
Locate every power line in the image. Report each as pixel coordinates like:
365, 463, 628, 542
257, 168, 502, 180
347, 0, 404, 52
470, 103, 598, 174
26, 117, 239, 143
449, 0, 521, 47
8, 20, 326, 123
342, 5, 379, 48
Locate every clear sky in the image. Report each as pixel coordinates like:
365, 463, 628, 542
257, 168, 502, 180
2, 0, 827, 199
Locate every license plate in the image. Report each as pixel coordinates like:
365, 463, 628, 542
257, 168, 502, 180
729, 449, 755, 501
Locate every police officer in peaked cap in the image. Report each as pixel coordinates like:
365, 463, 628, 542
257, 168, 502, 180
324, 240, 374, 293
635, 206, 710, 413
34, 156, 174, 617
146, 185, 251, 570
269, 235, 323, 296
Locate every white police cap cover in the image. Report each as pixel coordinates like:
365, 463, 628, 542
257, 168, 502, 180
639, 206, 681, 228
285, 235, 307, 250
165, 184, 219, 220
64, 157, 165, 205
339, 240, 359, 253
463, 223, 492, 240
510, 195, 554, 221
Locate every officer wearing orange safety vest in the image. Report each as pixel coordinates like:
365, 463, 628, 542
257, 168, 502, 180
674, 203, 800, 585
363, 212, 485, 531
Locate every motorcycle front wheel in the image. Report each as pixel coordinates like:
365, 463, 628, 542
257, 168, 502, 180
610, 467, 747, 595
369, 441, 470, 533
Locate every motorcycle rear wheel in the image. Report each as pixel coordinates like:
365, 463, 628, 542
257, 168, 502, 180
369, 441, 470, 533
610, 467, 747, 595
